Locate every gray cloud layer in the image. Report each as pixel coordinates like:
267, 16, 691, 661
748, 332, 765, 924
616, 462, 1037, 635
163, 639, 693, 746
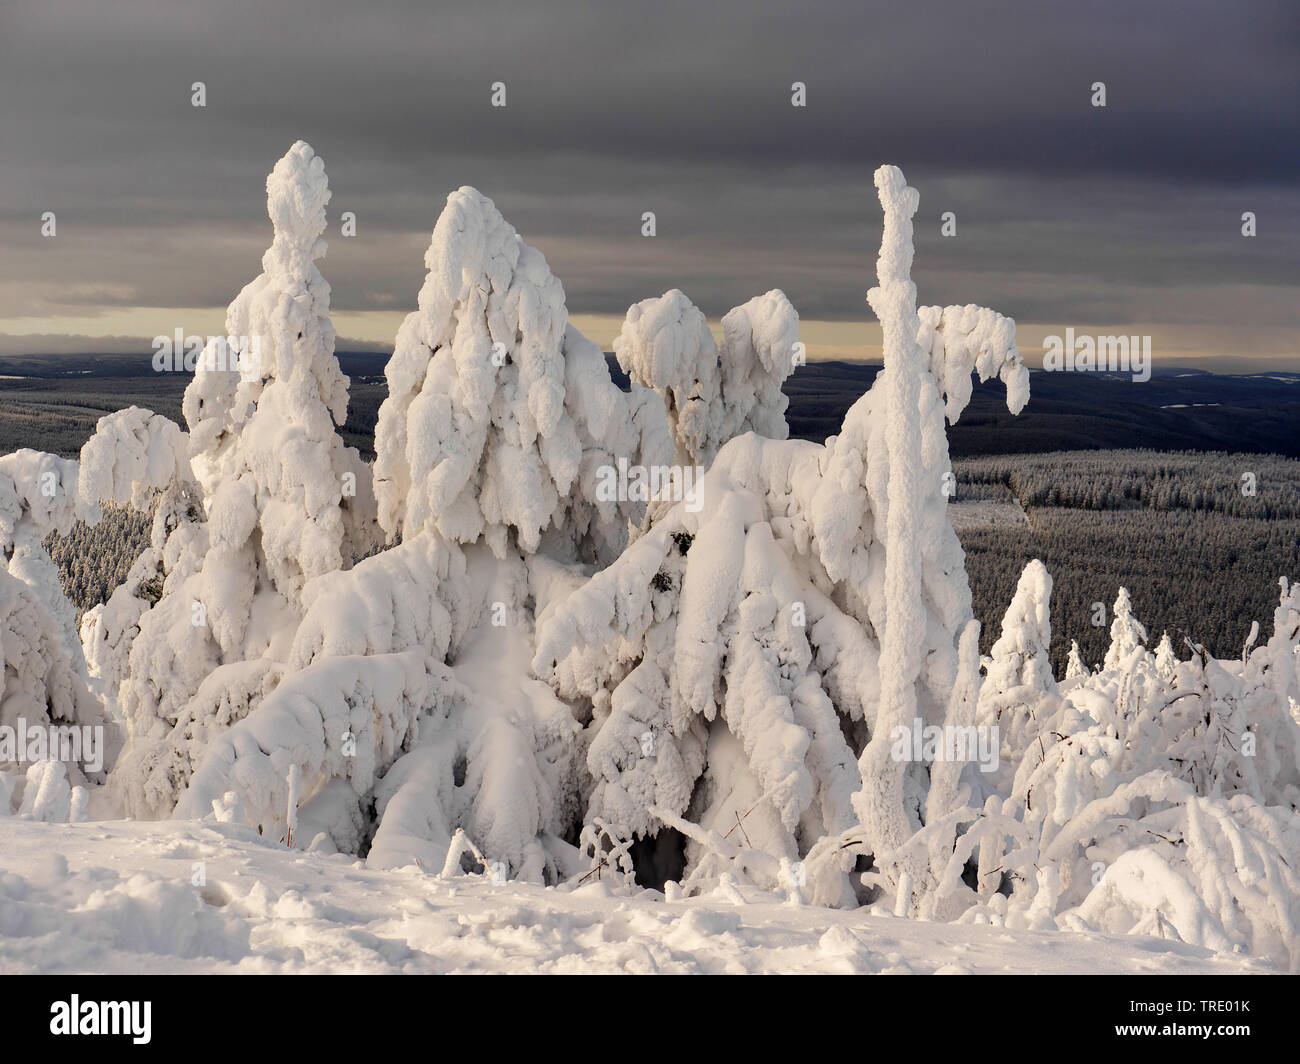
1, 0, 1296, 352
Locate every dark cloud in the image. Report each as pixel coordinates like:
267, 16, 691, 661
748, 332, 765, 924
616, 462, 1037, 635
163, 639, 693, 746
0, 0, 1296, 348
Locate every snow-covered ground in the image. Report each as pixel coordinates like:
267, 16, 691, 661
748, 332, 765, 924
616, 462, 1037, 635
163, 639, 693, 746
0, 817, 1272, 975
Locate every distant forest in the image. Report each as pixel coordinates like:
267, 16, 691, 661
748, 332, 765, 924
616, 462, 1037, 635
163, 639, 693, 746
1, 354, 1298, 460
954, 450, 1300, 673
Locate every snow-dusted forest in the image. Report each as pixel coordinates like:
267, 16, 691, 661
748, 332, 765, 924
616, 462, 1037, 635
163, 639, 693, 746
2, 143, 1298, 973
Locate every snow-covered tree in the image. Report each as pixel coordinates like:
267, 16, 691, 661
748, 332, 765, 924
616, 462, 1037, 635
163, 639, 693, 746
976, 559, 1059, 790
1250, 577, 1300, 717
848, 166, 1027, 908
534, 442, 875, 904
179, 183, 674, 880
613, 290, 721, 471
1103, 587, 1148, 670
77, 407, 191, 521
0, 567, 106, 785
0, 449, 84, 668
77, 408, 193, 690
183, 139, 378, 616
374, 185, 670, 565
537, 164, 1028, 905
1065, 639, 1088, 682
718, 290, 800, 442
612, 287, 798, 472
112, 142, 376, 816
1154, 631, 1177, 679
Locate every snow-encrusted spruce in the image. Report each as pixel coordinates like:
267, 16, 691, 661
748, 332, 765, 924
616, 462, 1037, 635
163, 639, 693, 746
537, 164, 1028, 906
0, 566, 107, 787
179, 184, 669, 880
77, 407, 191, 520
952, 583, 1300, 968
975, 559, 1060, 792
1064, 639, 1088, 681
183, 139, 379, 609
112, 142, 376, 817
718, 290, 801, 442
612, 287, 799, 471
1103, 586, 1148, 670
374, 185, 671, 565
534, 440, 876, 905
1153, 631, 1178, 679
1251, 576, 1300, 719
850, 165, 1027, 911
0, 449, 85, 670
77, 408, 193, 688
0, 444, 121, 789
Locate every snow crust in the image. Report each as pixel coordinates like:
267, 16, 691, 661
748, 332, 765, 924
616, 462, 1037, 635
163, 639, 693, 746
0, 817, 1273, 974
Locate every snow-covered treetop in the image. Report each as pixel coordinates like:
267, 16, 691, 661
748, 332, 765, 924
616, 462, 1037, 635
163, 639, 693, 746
865, 168, 1027, 425
984, 559, 1057, 696
374, 185, 565, 548
613, 287, 799, 469
0, 449, 79, 552
1065, 639, 1088, 681
374, 185, 669, 561
184, 139, 347, 472
77, 407, 191, 520
614, 290, 721, 467
178, 140, 364, 611
719, 289, 799, 442
1104, 586, 1149, 670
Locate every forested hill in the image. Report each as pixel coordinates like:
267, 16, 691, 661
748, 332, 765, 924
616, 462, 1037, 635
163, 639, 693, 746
780, 362, 1300, 459
0, 351, 1296, 460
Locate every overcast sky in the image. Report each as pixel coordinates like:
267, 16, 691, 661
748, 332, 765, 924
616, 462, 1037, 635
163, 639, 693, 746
1, 0, 1296, 365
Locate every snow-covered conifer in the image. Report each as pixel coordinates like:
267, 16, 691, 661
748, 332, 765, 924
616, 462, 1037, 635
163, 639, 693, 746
850, 165, 1027, 901
612, 287, 799, 472
0, 568, 106, 785
374, 185, 670, 564
1065, 640, 1088, 682
976, 559, 1059, 789
0, 450, 84, 668
1103, 587, 1148, 670
718, 289, 800, 442
77, 407, 191, 520
180, 183, 669, 879
113, 142, 374, 816
538, 165, 1027, 905
1154, 631, 1177, 679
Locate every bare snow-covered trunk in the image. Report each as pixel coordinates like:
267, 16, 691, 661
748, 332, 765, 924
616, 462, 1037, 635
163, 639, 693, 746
854, 166, 928, 870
